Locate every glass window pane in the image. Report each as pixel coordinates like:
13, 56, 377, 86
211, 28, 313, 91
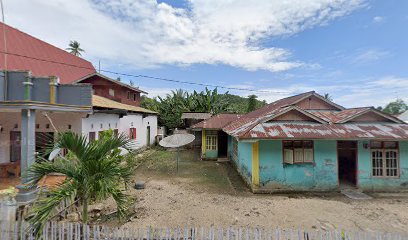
303, 141, 313, 148
384, 141, 398, 149
370, 141, 382, 149
283, 141, 293, 148
293, 141, 303, 148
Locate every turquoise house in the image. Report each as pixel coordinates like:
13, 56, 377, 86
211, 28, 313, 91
199, 91, 408, 192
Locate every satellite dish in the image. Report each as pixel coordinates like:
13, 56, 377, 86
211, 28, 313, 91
159, 133, 195, 172
159, 133, 195, 148
118, 147, 129, 156
48, 148, 61, 161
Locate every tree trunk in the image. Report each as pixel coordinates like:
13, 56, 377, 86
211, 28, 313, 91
82, 198, 88, 223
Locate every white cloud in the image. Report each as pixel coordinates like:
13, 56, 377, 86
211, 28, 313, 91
373, 16, 385, 23
352, 49, 390, 64
4, 0, 365, 72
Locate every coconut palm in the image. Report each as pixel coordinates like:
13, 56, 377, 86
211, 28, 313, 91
27, 131, 133, 236
66, 40, 85, 56
324, 93, 333, 101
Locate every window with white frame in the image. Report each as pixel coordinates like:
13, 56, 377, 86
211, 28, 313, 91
109, 88, 115, 96
371, 141, 399, 177
283, 140, 314, 164
206, 135, 217, 151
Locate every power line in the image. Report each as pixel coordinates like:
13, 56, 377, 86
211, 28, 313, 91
0, 50, 287, 94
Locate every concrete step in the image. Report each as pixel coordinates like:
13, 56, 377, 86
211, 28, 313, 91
217, 157, 230, 162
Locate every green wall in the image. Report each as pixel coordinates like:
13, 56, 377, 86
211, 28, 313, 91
231, 141, 252, 185
358, 140, 408, 191
257, 140, 338, 191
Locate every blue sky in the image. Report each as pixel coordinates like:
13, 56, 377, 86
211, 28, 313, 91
5, 0, 408, 107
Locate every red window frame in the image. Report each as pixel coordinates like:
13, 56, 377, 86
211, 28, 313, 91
129, 128, 137, 139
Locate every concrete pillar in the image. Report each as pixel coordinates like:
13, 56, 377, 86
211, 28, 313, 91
16, 109, 38, 204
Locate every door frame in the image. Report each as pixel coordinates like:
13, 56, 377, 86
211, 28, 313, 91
337, 140, 359, 187
146, 126, 151, 146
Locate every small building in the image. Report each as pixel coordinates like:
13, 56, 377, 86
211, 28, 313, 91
181, 112, 212, 129
181, 112, 212, 148
196, 91, 408, 192
399, 111, 408, 123
191, 113, 241, 160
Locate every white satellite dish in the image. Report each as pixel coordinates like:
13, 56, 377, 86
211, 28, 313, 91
48, 148, 61, 161
159, 133, 195, 172
159, 133, 195, 148
118, 147, 129, 156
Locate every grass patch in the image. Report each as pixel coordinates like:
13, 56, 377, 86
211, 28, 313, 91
135, 147, 234, 193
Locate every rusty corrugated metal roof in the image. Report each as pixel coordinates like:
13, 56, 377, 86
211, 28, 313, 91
181, 112, 212, 120
223, 91, 407, 140
191, 113, 242, 130
0, 22, 96, 83
242, 122, 408, 140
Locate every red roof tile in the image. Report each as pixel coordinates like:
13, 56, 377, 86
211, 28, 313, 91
0, 22, 96, 83
191, 113, 242, 130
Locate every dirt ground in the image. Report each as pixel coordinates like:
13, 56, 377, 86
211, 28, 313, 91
94, 148, 408, 233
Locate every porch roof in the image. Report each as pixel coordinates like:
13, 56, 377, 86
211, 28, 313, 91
92, 95, 157, 114
191, 113, 242, 130
241, 122, 408, 140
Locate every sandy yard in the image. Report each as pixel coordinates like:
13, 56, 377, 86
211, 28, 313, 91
93, 148, 408, 233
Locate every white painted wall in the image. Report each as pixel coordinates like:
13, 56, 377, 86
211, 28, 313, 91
119, 114, 143, 149
119, 114, 158, 149
143, 115, 158, 146
0, 111, 84, 163
81, 113, 120, 140
0, 110, 158, 163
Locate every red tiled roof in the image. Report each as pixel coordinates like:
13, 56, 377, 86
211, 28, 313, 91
0, 22, 96, 83
191, 113, 242, 130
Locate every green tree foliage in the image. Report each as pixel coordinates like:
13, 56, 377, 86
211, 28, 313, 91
141, 88, 267, 130
247, 94, 258, 112
382, 99, 408, 115
66, 40, 84, 56
27, 132, 133, 236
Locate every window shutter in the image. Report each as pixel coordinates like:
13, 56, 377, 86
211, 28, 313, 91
284, 149, 293, 164
304, 149, 314, 163
134, 128, 137, 139
294, 149, 304, 163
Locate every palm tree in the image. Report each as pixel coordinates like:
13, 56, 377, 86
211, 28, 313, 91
324, 93, 333, 101
66, 40, 85, 56
27, 131, 133, 236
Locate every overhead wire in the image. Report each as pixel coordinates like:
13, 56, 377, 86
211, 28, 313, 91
0, 50, 288, 94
